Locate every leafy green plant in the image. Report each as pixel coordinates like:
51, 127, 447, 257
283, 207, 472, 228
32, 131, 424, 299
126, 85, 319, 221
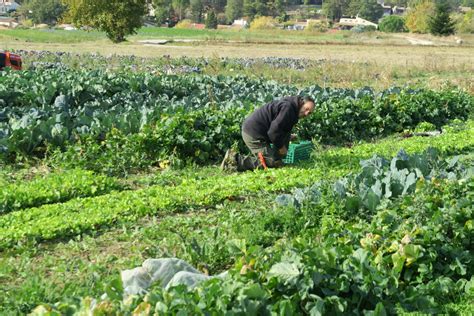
2, 120, 473, 251
379, 15, 407, 33
29, 150, 474, 315
2, 69, 471, 171
414, 121, 436, 133
0, 169, 121, 214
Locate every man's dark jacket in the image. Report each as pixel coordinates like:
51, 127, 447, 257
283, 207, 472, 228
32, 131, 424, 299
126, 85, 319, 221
242, 96, 300, 149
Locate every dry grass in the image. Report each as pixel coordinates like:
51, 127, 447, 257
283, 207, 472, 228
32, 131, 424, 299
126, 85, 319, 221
1, 32, 473, 92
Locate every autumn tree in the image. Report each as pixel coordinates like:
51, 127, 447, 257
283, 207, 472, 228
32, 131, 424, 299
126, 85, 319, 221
405, 0, 435, 33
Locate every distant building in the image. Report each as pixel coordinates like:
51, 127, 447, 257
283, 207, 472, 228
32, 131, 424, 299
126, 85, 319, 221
232, 19, 248, 27
339, 16, 378, 29
0, 16, 18, 27
288, 24, 306, 30
392, 6, 406, 15
376, 1, 406, 16
0, 0, 20, 14
382, 5, 393, 16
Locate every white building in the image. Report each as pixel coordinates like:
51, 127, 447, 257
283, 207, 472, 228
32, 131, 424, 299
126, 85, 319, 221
233, 19, 248, 27
0, 0, 20, 14
339, 16, 378, 29
0, 16, 18, 27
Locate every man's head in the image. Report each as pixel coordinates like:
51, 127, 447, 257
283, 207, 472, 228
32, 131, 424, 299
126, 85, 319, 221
298, 96, 315, 119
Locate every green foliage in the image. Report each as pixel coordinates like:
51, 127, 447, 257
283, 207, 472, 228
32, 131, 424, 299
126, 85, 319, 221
323, 0, 350, 21
19, 0, 66, 25
330, 148, 473, 215
225, 0, 244, 23
456, 10, 474, 33
27, 147, 474, 314
172, 0, 190, 20
0, 165, 324, 250
347, 0, 384, 23
243, 0, 270, 20
0, 169, 121, 214
414, 121, 436, 133
205, 11, 218, 29
428, 2, 456, 36
62, 0, 147, 43
190, 0, 204, 23
2, 120, 474, 314
379, 15, 407, 32
1, 69, 472, 172
152, 0, 174, 25
1, 120, 474, 250
351, 24, 377, 32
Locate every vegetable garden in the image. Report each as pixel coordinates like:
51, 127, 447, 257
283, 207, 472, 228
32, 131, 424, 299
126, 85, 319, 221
0, 52, 473, 315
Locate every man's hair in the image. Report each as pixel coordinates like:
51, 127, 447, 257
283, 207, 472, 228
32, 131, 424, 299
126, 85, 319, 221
298, 96, 315, 108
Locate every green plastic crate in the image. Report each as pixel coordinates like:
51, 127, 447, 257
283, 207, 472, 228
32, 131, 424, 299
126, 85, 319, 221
282, 141, 313, 164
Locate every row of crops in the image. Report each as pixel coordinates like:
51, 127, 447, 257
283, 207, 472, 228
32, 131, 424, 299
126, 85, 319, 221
1, 120, 473, 257
1, 68, 472, 173
1, 52, 473, 314
28, 135, 474, 315
15, 49, 337, 73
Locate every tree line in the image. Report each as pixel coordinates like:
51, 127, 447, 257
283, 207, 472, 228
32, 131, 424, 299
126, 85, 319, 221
10, 0, 474, 42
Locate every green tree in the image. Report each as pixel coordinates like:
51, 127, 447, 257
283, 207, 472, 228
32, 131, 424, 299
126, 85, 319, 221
361, 0, 384, 23
152, 0, 174, 25
405, 0, 435, 33
323, 0, 350, 21
379, 15, 407, 32
254, 0, 269, 16
428, 2, 456, 35
20, 0, 66, 24
172, 0, 190, 20
225, 0, 243, 23
243, 0, 257, 19
348, 0, 384, 23
62, 0, 147, 43
462, 0, 474, 7
190, 0, 204, 22
205, 0, 227, 12
268, 0, 285, 17
347, 0, 361, 17
205, 10, 218, 28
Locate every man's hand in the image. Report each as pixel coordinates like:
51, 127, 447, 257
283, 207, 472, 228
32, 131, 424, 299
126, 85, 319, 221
278, 146, 288, 156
